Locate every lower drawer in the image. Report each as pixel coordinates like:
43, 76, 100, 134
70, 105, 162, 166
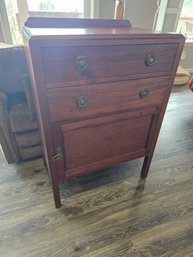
60, 109, 157, 176
47, 76, 169, 122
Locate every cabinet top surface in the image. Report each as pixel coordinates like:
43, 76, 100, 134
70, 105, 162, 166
23, 17, 185, 41
24, 27, 185, 41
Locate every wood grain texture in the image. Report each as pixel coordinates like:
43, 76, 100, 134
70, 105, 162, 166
42, 43, 178, 86
64, 113, 152, 170
0, 86, 193, 256
24, 17, 132, 29
47, 77, 169, 122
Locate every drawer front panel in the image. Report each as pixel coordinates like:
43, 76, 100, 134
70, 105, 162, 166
42, 44, 178, 86
62, 112, 153, 171
47, 76, 169, 122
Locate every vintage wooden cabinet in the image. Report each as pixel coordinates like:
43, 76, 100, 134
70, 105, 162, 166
23, 17, 185, 208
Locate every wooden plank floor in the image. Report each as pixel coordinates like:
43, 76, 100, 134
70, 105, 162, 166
1, 86, 193, 257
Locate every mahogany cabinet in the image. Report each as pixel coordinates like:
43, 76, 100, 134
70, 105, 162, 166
23, 17, 185, 208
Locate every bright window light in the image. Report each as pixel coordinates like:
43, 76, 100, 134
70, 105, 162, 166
177, 0, 193, 42
27, 0, 84, 14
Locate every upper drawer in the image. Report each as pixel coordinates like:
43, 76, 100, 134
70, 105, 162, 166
42, 43, 178, 87
47, 76, 170, 123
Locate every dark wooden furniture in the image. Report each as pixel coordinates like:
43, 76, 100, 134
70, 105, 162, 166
23, 17, 185, 208
0, 44, 41, 163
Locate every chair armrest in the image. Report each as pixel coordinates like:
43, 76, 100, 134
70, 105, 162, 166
22, 73, 36, 120
0, 91, 20, 163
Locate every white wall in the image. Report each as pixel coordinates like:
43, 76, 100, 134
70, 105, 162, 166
0, 1, 12, 44
124, 0, 157, 29
99, 0, 157, 30
99, 0, 115, 19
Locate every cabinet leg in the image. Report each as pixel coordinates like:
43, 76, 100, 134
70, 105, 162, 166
140, 154, 153, 179
51, 179, 61, 208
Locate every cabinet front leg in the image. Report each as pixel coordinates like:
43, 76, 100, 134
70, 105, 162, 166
140, 154, 154, 179
51, 179, 61, 208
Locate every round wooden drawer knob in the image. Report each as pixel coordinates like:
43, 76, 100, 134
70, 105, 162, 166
75, 56, 88, 72
139, 89, 149, 99
145, 54, 156, 66
76, 96, 88, 108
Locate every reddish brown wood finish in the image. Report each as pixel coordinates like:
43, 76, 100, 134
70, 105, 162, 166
42, 44, 178, 86
24, 17, 132, 29
63, 115, 151, 171
23, 18, 185, 208
47, 77, 169, 122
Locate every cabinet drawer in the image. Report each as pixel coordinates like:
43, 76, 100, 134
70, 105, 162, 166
61, 110, 155, 174
47, 76, 169, 122
42, 43, 178, 87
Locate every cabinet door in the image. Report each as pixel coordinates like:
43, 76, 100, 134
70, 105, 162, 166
55, 108, 158, 178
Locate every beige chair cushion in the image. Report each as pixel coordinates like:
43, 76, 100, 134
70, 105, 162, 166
174, 66, 191, 86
